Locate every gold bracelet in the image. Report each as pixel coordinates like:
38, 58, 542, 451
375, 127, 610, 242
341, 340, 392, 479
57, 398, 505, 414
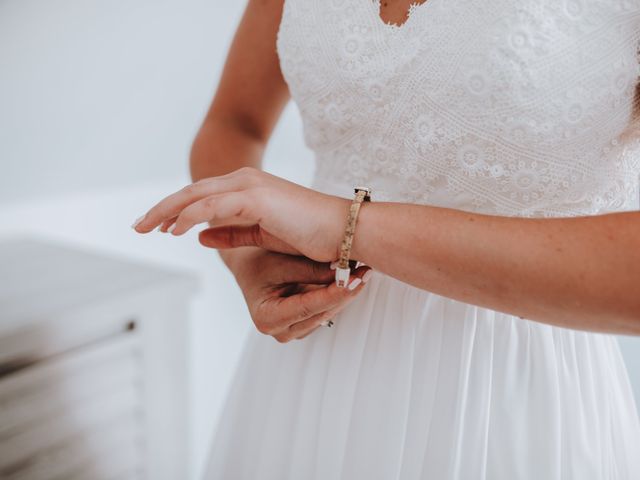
335, 186, 371, 287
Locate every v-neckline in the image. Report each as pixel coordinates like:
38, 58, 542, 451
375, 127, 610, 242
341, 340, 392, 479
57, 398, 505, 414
369, 0, 432, 33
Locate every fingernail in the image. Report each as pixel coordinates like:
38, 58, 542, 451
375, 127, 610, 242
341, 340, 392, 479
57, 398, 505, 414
168, 223, 177, 234
330, 261, 337, 270
348, 278, 362, 290
131, 215, 145, 229
362, 269, 373, 284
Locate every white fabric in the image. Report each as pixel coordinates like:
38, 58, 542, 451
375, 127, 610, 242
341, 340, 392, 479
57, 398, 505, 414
204, 1, 640, 478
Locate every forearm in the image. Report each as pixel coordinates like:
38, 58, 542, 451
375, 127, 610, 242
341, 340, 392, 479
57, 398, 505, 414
351, 203, 640, 334
189, 118, 266, 269
190, 117, 265, 182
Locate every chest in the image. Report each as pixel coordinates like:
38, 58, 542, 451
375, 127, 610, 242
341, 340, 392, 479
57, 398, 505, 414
376, 0, 429, 26
276, 0, 640, 138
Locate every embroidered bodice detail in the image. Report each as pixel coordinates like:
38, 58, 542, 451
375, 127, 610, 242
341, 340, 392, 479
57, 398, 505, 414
276, 0, 640, 217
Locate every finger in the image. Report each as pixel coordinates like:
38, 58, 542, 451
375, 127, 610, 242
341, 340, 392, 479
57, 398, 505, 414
157, 216, 177, 233
297, 283, 328, 293
133, 171, 251, 233
330, 259, 359, 270
296, 324, 324, 340
289, 308, 340, 340
171, 191, 256, 236
269, 265, 372, 327
257, 266, 372, 336
199, 225, 302, 255
270, 256, 337, 286
273, 310, 337, 343
292, 276, 374, 339
199, 224, 262, 247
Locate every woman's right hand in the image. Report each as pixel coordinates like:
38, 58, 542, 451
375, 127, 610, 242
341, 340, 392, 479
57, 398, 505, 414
222, 247, 372, 343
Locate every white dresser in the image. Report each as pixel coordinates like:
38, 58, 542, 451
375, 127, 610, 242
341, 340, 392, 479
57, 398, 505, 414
0, 239, 197, 480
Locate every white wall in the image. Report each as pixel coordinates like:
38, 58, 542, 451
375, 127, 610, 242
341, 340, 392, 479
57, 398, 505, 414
0, 0, 245, 203
1, 1, 639, 478
0, 135, 314, 477
0, 0, 313, 477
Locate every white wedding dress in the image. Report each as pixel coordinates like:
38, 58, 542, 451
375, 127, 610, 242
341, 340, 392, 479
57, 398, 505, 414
204, 0, 640, 478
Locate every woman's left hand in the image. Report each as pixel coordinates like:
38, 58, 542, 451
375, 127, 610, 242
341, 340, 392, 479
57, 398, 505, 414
132, 167, 350, 262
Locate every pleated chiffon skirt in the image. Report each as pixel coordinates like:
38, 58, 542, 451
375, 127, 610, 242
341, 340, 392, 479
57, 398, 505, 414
203, 269, 640, 479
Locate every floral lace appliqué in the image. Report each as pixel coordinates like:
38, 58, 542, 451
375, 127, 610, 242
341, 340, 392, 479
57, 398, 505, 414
277, 0, 640, 217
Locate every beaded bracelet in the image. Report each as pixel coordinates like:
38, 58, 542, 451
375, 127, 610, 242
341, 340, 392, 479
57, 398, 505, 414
335, 186, 372, 287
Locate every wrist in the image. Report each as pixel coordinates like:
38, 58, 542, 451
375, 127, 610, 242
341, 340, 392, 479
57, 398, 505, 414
350, 200, 373, 263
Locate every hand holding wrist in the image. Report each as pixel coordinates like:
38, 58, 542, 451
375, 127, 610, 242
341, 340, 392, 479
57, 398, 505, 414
218, 246, 262, 280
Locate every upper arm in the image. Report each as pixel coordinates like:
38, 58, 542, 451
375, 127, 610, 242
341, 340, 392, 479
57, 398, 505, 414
204, 0, 290, 143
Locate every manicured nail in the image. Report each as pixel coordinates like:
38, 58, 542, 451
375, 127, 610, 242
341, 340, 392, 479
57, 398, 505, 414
330, 261, 337, 270
131, 215, 145, 229
362, 269, 373, 284
167, 223, 177, 234
348, 278, 362, 290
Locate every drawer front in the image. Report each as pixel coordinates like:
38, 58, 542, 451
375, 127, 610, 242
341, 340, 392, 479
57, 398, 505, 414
0, 329, 144, 479
0, 312, 137, 375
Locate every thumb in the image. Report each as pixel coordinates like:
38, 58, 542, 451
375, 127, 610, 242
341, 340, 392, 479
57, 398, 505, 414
198, 225, 302, 255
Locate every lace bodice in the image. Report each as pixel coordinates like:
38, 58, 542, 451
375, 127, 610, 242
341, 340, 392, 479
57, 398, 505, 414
276, 0, 640, 217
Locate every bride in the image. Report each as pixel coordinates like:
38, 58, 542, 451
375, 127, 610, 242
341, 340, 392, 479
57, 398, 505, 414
134, 0, 640, 478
